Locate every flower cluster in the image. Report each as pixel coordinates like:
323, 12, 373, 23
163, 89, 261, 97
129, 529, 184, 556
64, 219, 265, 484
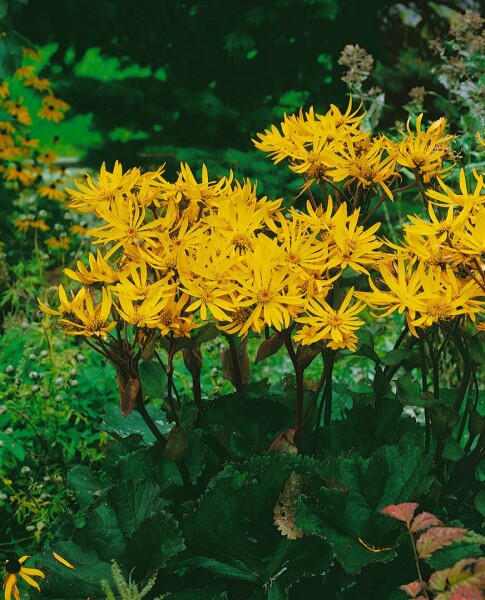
0, 45, 78, 260
39, 102, 484, 362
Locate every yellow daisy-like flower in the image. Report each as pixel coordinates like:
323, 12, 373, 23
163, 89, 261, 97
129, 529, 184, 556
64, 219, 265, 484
59, 287, 116, 338
294, 286, 365, 347
67, 161, 141, 213
3, 555, 45, 600
37, 95, 69, 123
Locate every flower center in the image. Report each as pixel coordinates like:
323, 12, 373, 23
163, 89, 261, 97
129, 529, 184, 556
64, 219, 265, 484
6, 558, 21, 574
257, 289, 274, 305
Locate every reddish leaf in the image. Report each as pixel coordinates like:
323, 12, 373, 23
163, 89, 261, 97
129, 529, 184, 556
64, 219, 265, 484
255, 332, 284, 364
416, 527, 468, 559
120, 377, 140, 416
268, 428, 297, 454
448, 557, 485, 590
295, 343, 320, 371
400, 581, 423, 598
381, 503, 419, 526
410, 511, 443, 533
449, 586, 483, 600
429, 568, 449, 592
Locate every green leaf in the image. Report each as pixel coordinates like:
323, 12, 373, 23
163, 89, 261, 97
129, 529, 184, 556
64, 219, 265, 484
102, 402, 171, 445
395, 373, 421, 405
177, 454, 331, 591
108, 477, 166, 537
381, 348, 410, 366
67, 465, 104, 508
0, 432, 25, 461
139, 358, 168, 398
126, 511, 185, 580
39, 541, 114, 599
474, 490, 485, 517
297, 442, 434, 574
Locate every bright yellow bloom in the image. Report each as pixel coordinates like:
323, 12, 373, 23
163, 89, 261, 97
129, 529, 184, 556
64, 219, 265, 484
88, 197, 164, 254
15, 218, 49, 232
116, 287, 172, 328
294, 287, 365, 348
234, 246, 304, 335
4, 165, 37, 186
4, 97, 32, 125
329, 137, 397, 200
14, 65, 36, 80
45, 236, 70, 250
426, 169, 484, 209
356, 257, 425, 320
3, 555, 45, 600
64, 249, 121, 284
59, 287, 116, 337
410, 266, 483, 333
331, 204, 382, 274
66, 161, 141, 213
391, 114, 455, 182
38, 284, 86, 317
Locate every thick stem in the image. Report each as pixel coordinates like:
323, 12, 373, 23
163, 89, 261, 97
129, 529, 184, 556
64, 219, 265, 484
228, 335, 244, 393
283, 331, 303, 445
323, 352, 335, 427
135, 388, 166, 445
294, 368, 304, 447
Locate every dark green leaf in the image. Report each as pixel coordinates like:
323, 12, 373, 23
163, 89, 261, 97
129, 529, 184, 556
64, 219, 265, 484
67, 465, 104, 508
139, 358, 168, 398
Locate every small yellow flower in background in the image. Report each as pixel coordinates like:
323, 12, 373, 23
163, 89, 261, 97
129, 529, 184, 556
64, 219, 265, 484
22, 46, 41, 61
23, 76, 51, 92
4, 164, 37, 186
45, 236, 70, 251
2, 555, 45, 600
38, 95, 69, 123
37, 183, 66, 201
4, 97, 32, 125
14, 65, 36, 80
15, 218, 50, 233
0, 81, 10, 99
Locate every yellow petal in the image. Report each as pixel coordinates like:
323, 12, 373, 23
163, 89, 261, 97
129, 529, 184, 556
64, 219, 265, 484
52, 552, 76, 570
19, 571, 41, 591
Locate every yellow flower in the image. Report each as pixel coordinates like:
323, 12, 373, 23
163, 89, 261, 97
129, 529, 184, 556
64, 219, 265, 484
4, 98, 32, 125
356, 257, 425, 320
392, 114, 455, 182
329, 137, 397, 200
15, 219, 49, 233
14, 65, 36, 80
426, 168, 484, 209
45, 236, 70, 250
37, 95, 69, 123
88, 197, 164, 254
295, 287, 365, 347
60, 287, 116, 337
4, 165, 37, 186
116, 287, 173, 328
67, 161, 141, 213
331, 203, 382, 274
37, 183, 66, 201
234, 246, 304, 335
3, 555, 45, 600
64, 249, 121, 284
23, 76, 51, 92
38, 284, 86, 317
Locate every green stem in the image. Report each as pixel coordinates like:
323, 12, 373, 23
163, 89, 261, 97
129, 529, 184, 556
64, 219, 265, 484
228, 335, 244, 393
